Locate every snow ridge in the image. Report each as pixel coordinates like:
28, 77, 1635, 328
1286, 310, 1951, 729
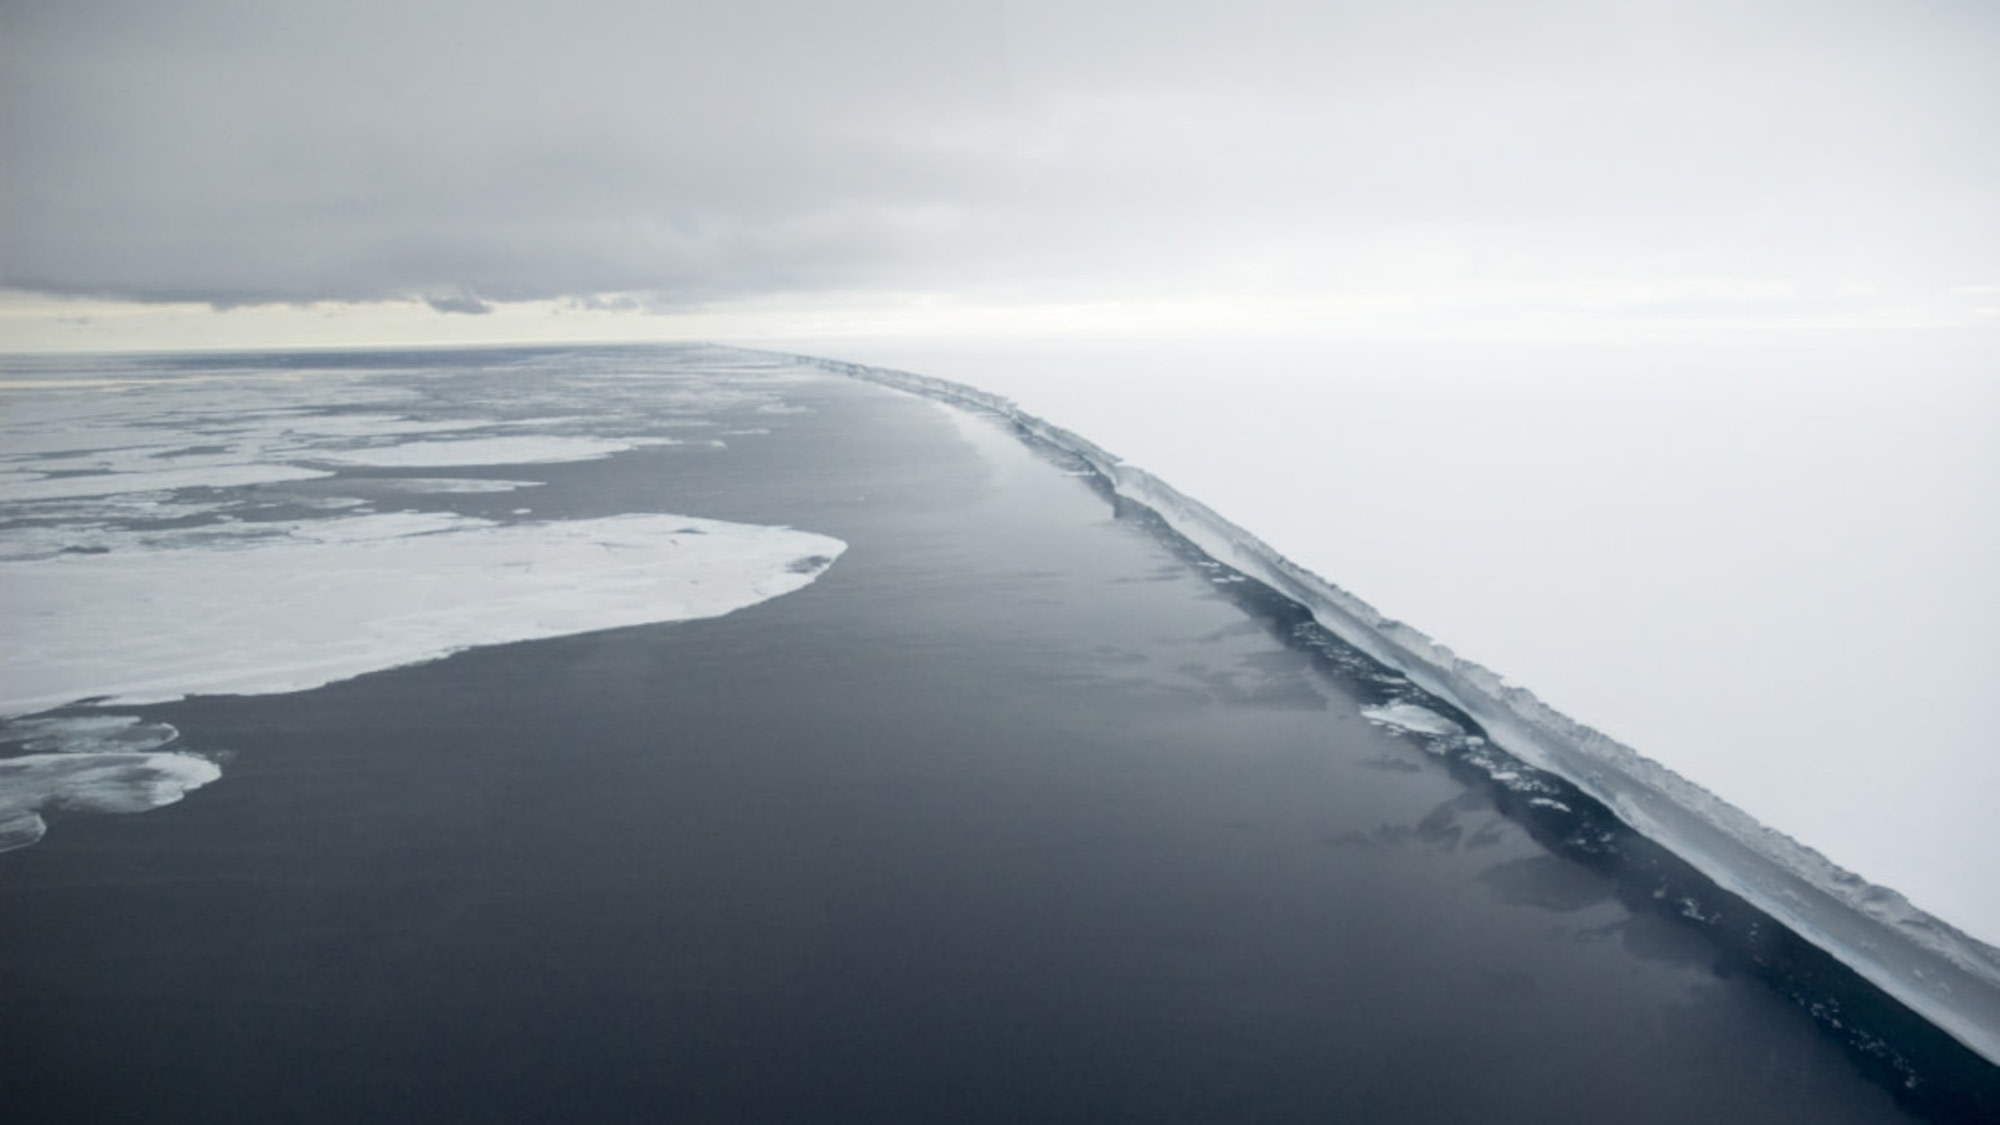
801, 352, 2000, 1067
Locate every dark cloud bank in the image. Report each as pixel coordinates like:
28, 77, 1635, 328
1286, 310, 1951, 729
2, 0, 1994, 311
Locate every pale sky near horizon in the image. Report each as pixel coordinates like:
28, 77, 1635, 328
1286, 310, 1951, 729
2, 0, 1996, 350
4, 0, 2000, 945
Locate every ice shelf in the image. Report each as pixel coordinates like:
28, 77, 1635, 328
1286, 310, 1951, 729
802, 352, 2000, 1068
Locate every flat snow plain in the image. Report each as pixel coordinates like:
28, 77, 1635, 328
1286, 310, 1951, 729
787, 333, 2000, 948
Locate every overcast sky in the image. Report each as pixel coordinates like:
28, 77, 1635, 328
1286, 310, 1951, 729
4, 2, 2000, 942
3, 0, 1996, 344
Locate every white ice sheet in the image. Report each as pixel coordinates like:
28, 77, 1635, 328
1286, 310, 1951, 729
0, 512, 845, 716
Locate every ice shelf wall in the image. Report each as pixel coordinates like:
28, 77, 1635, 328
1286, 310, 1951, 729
802, 352, 2000, 1068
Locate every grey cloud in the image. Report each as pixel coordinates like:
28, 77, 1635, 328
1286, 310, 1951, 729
424, 293, 493, 316
2, 0, 1995, 309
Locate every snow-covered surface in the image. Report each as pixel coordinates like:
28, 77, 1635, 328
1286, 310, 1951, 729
0, 346, 846, 849
801, 342, 2000, 1066
3, 714, 182, 755
0, 749, 221, 851
0, 511, 845, 716
1361, 702, 1465, 738
315, 434, 652, 467
0, 712, 218, 851
1, 463, 335, 502
373, 478, 544, 493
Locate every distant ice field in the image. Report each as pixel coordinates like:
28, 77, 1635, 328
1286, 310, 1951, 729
0, 345, 845, 848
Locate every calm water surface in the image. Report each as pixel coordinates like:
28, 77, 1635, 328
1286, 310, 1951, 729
0, 353, 1957, 1121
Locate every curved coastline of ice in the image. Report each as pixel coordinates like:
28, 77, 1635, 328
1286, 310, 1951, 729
802, 352, 2000, 1067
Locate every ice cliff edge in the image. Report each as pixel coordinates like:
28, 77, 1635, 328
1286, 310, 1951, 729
796, 350, 2000, 1068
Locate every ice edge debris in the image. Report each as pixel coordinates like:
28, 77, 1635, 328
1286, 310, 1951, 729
797, 350, 2000, 1067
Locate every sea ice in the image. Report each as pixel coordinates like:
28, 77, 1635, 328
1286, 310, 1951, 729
0, 430, 157, 457
1361, 702, 1466, 737
372, 478, 545, 493
313, 435, 652, 467
0, 511, 847, 716
271, 414, 493, 438
0, 750, 222, 852
0, 463, 336, 502
1, 714, 181, 755
0, 349, 854, 854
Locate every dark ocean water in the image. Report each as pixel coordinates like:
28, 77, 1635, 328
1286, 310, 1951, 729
0, 348, 1989, 1122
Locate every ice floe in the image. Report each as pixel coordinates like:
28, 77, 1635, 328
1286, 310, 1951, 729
0, 463, 336, 502
372, 478, 546, 494
270, 414, 493, 438
0, 511, 846, 716
0, 347, 850, 853
1361, 701, 1467, 737
314, 435, 652, 467
0, 712, 214, 854
2, 714, 181, 755
0, 751, 221, 852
